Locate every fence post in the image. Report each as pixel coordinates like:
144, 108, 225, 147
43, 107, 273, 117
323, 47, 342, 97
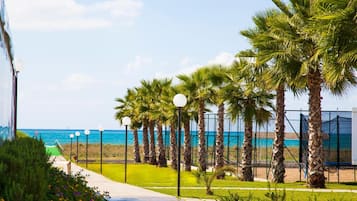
299, 113, 303, 182
227, 120, 231, 164
266, 122, 269, 180
337, 115, 340, 183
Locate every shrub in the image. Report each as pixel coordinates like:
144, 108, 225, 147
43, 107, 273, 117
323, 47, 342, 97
0, 138, 50, 201
47, 168, 109, 201
0, 138, 108, 201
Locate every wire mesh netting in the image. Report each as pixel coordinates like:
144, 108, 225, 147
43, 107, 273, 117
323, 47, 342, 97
162, 110, 355, 182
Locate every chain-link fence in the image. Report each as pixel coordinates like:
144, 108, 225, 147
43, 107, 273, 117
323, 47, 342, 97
162, 110, 356, 183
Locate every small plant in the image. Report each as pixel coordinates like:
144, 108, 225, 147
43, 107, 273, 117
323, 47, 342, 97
264, 182, 286, 201
217, 191, 256, 201
193, 166, 236, 195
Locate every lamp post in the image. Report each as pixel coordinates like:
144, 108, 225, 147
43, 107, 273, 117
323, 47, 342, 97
122, 116, 131, 183
69, 134, 74, 161
173, 93, 187, 197
75, 131, 80, 163
84, 129, 90, 168
13, 59, 23, 138
99, 126, 104, 174
14, 68, 20, 139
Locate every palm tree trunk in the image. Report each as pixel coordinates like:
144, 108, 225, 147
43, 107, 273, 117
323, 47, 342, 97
133, 128, 141, 163
307, 68, 325, 188
184, 119, 191, 171
271, 84, 285, 183
198, 99, 207, 171
143, 119, 150, 163
170, 122, 177, 170
157, 121, 167, 167
149, 120, 157, 165
240, 119, 253, 181
215, 103, 225, 179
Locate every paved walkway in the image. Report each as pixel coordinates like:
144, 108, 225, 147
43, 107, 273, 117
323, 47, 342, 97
51, 156, 357, 201
51, 156, 214, 201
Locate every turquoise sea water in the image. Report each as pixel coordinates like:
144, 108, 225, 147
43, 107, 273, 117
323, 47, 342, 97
20, 129, 300, 147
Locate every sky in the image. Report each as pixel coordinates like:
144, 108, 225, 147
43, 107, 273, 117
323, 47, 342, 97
5, 0, 357, 129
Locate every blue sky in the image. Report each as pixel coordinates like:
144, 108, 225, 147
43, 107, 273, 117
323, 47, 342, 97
6, 0, 357, 129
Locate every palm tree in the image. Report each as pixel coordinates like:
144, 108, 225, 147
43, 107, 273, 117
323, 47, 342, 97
170, 120, 177, 170
138, 81, 157, 165
241, 11, 304, 183
182, 99, 196, 171
263, 0, 357, 187
183, 118, 191, 171
151, 78, 173, 167
313, 0, 357, 70
161, 85, 180, 170
226, 58, 274, 181
142, 118, 150, 163
136, 87, 150, 163
114, 89, 141, 163
207, 66, 229, 179
177, 67, 213, 172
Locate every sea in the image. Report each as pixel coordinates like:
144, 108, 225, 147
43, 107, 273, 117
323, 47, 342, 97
20, 129, 300, 148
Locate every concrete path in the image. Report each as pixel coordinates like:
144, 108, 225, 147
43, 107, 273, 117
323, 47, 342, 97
51, 156, 214, 201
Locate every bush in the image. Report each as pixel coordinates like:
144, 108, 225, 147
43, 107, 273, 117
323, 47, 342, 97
0, 138, 108, 201
0, 138, 50, 201
47, 168, 109, 201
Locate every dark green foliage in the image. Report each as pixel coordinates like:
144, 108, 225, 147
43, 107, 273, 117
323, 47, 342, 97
47, 168, 109, 201
0, 138, 50, 201
0, 138, 108, 201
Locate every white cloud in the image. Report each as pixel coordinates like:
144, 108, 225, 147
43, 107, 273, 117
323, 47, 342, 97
61, 73, 96, 90
6, 0, 143, 31
207, 52, 235, 66
126, 56, 153, 71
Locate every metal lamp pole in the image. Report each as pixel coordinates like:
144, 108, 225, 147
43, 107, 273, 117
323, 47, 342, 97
75, 131, 80, 163
84, 129, 90, 168
173, 94, 187, 197
99, 126, 104, 174
69, 134, 74, 161
13, 59, 22, 139
122, 116, 131, 183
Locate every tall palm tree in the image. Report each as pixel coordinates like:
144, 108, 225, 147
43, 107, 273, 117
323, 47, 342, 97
170, 120, 177, 170
114, 89, 141, 163
136, 87, 150, 163
241, 11, 304, 183
151, 78, 173, 167
177, 67, 213, 172
265, 0, 357, 187
226, 58, 274, 181
161, 85, 180, 170
207, 65, 229, 179
138, 81, 157, 165
182, 98, 196, 171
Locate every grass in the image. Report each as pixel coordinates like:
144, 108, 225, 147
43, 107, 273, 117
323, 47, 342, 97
79, 163, 357, 200
16, 130, 30, 138
46, 146, 62, 156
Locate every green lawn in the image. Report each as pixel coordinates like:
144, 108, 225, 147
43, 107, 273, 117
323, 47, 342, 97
46, 146, 62, 156
80, 163, 357, 200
